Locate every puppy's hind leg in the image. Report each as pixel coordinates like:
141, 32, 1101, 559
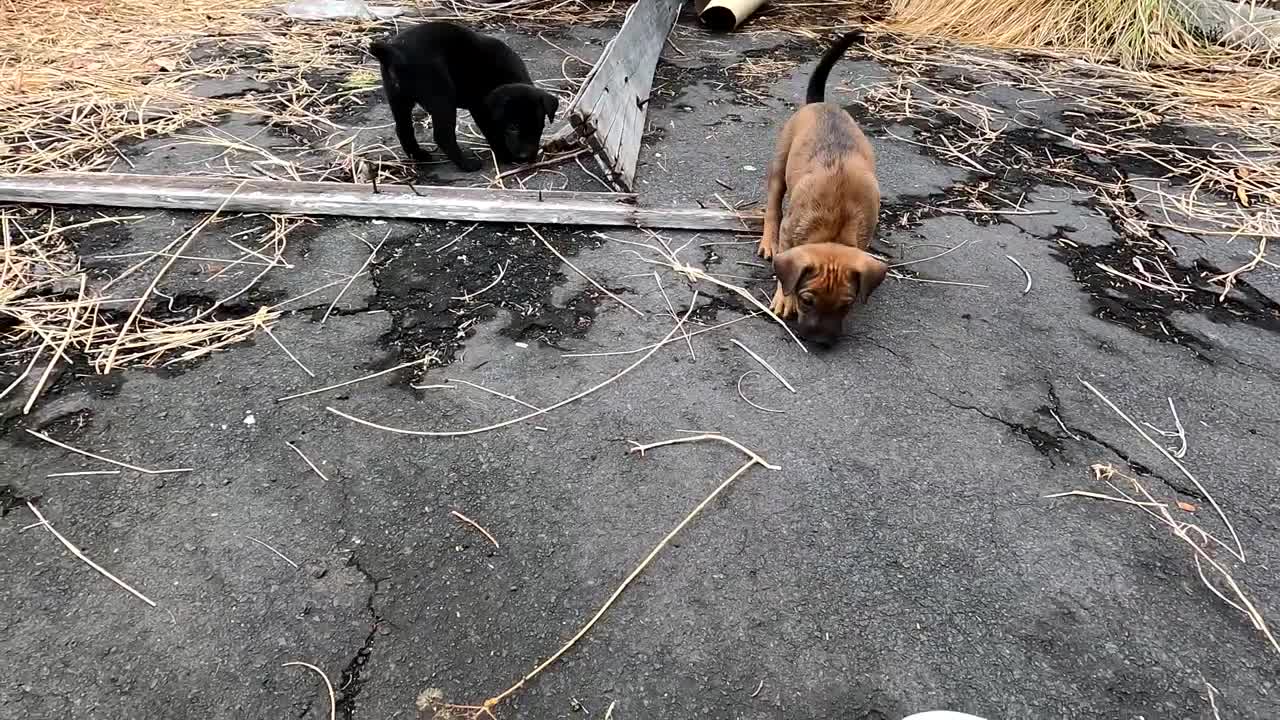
390, 98, 432, 163
759, 136, 791, 260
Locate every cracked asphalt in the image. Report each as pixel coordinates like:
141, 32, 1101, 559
3, 16, 1280, 720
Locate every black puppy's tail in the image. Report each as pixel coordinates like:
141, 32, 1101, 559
805, 30, 865, 104
368, 39, 400, 65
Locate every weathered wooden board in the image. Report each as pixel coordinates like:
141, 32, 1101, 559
545, 0, 684, 191
0, 173, 762, 232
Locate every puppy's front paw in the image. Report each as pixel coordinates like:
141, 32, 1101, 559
410, 149, 433, 163
455, 156, 483, 172
757, 233, 774, 260
768, 284, 797, 320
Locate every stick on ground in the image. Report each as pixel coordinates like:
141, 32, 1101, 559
459, 433, 777, 717
26, 501, 157, 607
730, 339, 796, 394
1079, 378, 1243, 561
451, 510, 500, 549
26, 429, 192, 475
281, 662, 336, 720
329, 295, 698, 438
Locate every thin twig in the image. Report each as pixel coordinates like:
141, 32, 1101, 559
263, 325, 315, 378
610, 233, 806, 352
451, 261, 509, 302
442, 378, 542, 412
1142, 397, 1189, 459
329, 296, 697, 438
26, 501, 157, 607
451, 510, 500, 549
562, 313, 758, 359
654, 271, 695, 360
1005, 254, 1032, 294
888, 239, 972, 269
433, 223, 479, 254
730, 339, 796, 394
285, 441, 331, 483
25, 276, 86, 413
103, 184, 245, 371
240, 534, 300, 569
529, 225, 644, 317
476, 435, 776, 714
281, 662, 336, 720
737, 371, 785, 414
1054, 465, 1278, 654
1048, 408, 1080, 440
1079, 378, 1243, 561
627, 433, 781, 470
276, 357, 433, 403
322, 227, 391, 325
26, 429, 191, 475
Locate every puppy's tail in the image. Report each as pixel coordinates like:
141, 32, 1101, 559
368, 39, 399, 65
805, 30, 865, 104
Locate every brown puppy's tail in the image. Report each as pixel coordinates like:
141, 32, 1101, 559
805, 30, 866, 104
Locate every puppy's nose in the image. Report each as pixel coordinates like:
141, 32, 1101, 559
800, 330, 838, 349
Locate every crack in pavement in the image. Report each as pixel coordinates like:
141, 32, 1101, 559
1042, 379, 1207, 502
926, 390, 1066, 468
925, 384, 1209, 502
336, 553, 385, 720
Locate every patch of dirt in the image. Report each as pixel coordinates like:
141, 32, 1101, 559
367, 222, 619, 371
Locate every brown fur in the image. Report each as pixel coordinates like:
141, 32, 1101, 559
757, 101, 887, 346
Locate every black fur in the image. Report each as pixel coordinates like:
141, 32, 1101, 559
369, 21, 559, 171
805, 30, 865, 105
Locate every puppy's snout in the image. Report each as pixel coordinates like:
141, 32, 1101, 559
804, 331, 839, 349
796, 314, 845, 348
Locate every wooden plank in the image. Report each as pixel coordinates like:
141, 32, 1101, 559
543, 0, 683, 191
0, 173, 762, 232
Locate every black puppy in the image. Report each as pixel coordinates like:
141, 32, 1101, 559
369, 21, 559, 172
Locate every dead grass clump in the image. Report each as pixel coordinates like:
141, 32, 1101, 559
0, 0, 391, 177
887, 0, 1208, 68
1051, 463, 1278, 655
410, 0, 629, 24
1, 208, 308, 411
0, 0, 265, 174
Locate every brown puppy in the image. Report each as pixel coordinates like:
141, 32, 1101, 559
758, 30, 887, 347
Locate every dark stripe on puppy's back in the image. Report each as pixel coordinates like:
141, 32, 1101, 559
812, 105, 857, 164
805, 30, 865, 104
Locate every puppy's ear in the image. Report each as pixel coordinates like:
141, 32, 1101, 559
852, 256, 888, 304
541, 92, 559, 122
773, 247, 814, 296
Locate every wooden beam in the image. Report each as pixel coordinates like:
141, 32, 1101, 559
545, 0, 684, 191
0, 173, 762, 232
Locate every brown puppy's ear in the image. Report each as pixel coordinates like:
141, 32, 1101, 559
773, 247, 814, 296
541, 92, 559, 122
852, 256, 888, 304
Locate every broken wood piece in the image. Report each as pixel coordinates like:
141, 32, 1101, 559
0, 173, 762, 232
545, 0, 683, 191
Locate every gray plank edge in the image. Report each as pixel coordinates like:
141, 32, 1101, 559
0, 172, 762, 232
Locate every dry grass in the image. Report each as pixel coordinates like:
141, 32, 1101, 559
0, 0, 391, 178
1, 207, 313, 411
1051, 463, 1278, 655
888, 0, 1208, 68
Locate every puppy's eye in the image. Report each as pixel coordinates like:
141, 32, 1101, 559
799, 295, 815, 307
